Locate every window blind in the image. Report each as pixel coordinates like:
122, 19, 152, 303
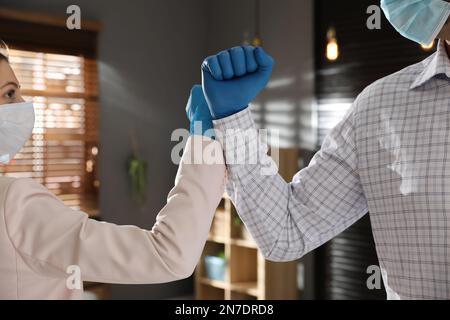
2, 48, 100, 217
315, 98, 352, 145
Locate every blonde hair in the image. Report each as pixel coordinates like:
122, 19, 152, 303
0, 39, 9, 61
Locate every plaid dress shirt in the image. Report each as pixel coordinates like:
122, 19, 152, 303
213, 40, 450, 300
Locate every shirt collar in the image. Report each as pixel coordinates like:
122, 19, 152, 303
410, 40, 450, 90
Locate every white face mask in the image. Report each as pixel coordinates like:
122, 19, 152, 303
381, 0, 450, 46
0, 102, 35, 164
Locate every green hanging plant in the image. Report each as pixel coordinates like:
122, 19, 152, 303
216, 251, 226, 260
233, 215, 243, 227
128, 129, 147, 204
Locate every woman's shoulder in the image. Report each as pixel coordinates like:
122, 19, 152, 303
0, 178, 24, 211
0, 177, 19, 197
1, 177, 59, 219
0, 177, 38, 188
0, 177, 48, 200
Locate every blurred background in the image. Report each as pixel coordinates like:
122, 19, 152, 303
0, 0, 436, 299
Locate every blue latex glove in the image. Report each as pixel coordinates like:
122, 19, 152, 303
201, 46, 274, 119
186, 84, 215, 138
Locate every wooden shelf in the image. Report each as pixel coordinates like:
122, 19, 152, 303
196, 149, 301, 300
207, 235, 227, 244
230, 238, 258, 249
230, 282, 259, 297
199, 277, 258, 297
207, 236, 258, 249
199, 277, 228, 290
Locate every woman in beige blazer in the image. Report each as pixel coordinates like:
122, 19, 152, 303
0, 41, 226, 299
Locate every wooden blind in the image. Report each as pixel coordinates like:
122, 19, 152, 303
1, 48, 100, 217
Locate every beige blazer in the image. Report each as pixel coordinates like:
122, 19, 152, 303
0, 136, 226, 299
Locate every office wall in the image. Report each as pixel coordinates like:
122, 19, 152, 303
2, 0, 208, 299
206, 0, 316, 149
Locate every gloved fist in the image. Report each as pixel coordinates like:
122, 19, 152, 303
202, 46, 274, 119
186, 85, 215, 138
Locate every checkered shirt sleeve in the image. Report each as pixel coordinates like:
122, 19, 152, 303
213, 106, 369, 261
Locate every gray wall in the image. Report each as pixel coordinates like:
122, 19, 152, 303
206, 0, 315, 149
3, 0, 315, 299
2, 0, 208, 299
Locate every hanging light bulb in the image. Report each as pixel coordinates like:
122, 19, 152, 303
326, 27, 339, 61
252, 36, 262, 47
252, 0, 262, 47
421, 40, 435, 51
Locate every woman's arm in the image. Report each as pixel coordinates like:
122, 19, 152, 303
4, 135, 226, 284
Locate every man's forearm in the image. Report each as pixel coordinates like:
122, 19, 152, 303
213, 106, 369, 262
213, 108, 308, 261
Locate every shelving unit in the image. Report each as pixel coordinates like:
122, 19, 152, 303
195, 149, 300, 300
